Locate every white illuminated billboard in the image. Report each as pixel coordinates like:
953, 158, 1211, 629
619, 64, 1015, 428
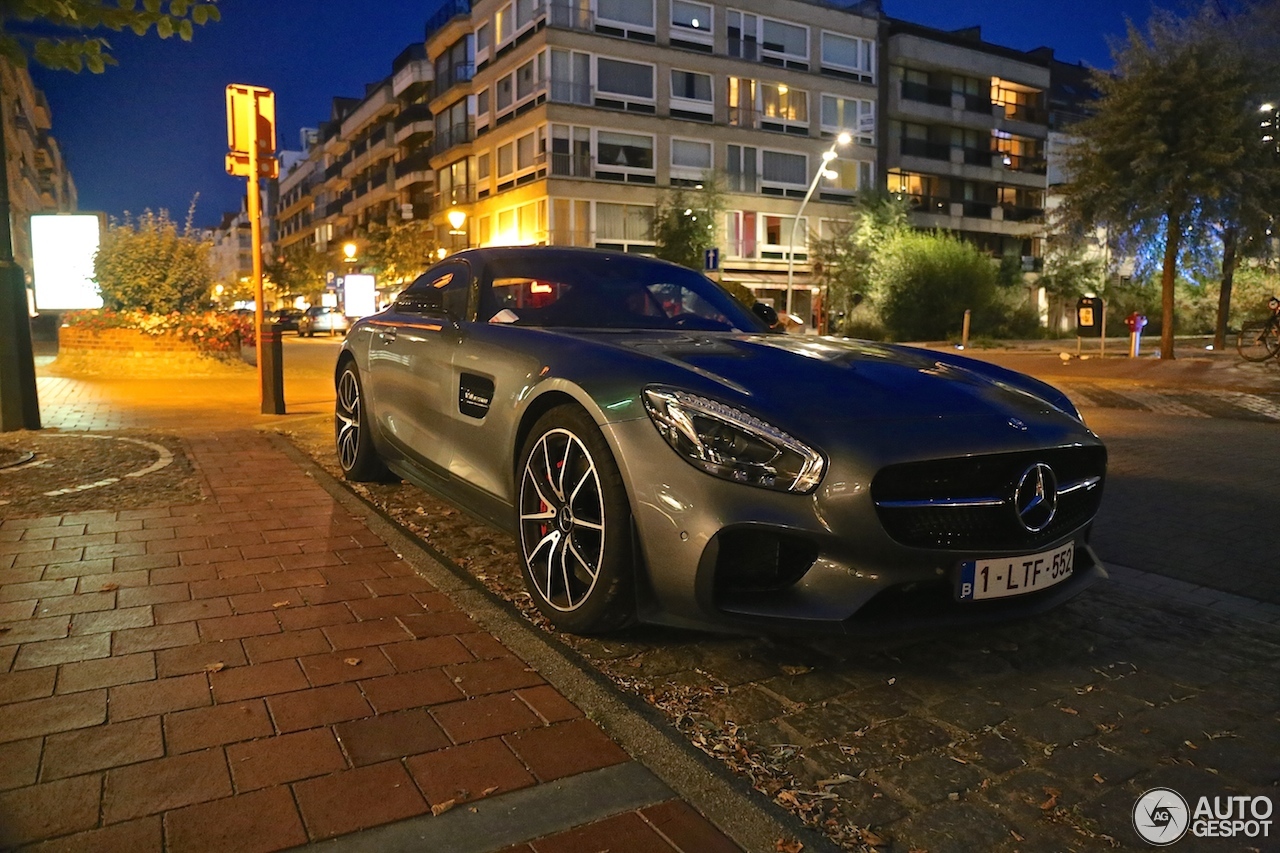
31, 213, 104, 311
344, 273, 376, 318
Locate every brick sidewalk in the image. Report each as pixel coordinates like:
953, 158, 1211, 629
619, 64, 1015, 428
0, 431, 742, 852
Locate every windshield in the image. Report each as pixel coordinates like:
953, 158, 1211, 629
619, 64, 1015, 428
478, 253, 766, 333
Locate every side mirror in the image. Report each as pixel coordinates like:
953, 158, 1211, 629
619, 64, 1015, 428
752, 302, 781, 331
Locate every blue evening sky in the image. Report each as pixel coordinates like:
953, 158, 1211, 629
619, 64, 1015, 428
32, 0, 1166, 228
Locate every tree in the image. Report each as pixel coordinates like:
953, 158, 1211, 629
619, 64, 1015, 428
1058, 12, 1275, 359
652, 178, 723, 271
877, 231, 998, 341
0, 1, 221, 73
810, 192, 908, 335
265, 241, 337, 304
94, 208, 214, 313
363, 218, 438, 285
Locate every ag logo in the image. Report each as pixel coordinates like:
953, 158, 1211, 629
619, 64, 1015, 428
1133, 787, 1189, 845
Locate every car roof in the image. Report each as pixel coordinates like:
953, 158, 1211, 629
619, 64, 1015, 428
438, 246, 691, 276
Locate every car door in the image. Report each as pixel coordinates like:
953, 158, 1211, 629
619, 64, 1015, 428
366, 261, 473, 478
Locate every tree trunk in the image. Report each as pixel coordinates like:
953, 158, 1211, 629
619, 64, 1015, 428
1213, 225, 1238, 352
1159, 210, 1181, 360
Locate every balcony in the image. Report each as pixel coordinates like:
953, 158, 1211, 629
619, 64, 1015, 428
725, 172, 759, 193
999, 153, 1047, 174
963, 147, 994, 167
395, 103, 433, 131
549, 80, 592, 105
550, 152, 592, 178
899, 193, 950, 215
901, 80, 951, 107
424, 0, 470, 38
963, 93, 993, 113
548, 2, 593, 30
998, 102, 1048, 124
728, 105, 758, 129
961, 200, 994, 219
395, 149, 435, 179
436, 62, 475, 97
430, 119, 476, 157
434, 184, 477, 208
999, 204, 1043, 222
900, 138, 951, 161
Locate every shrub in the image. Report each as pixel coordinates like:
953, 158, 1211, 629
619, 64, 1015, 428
93, 208, 215, 313
62, 309, 254, 355
877, 231, 998, 340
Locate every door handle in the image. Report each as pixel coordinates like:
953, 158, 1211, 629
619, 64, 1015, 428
380, 327, 397, 343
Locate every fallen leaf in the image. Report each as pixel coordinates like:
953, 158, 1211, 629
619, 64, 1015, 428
949, 757, 968, 765
1011, 830, 1025, 842
431, 799, 455, 816
1040, 787, 1061, 810
204, 662, 226, 673
272, 600, 290, 608
887, 677, 896, 685
781, 665, 812, 676
862, 828, 888, 846
774, 840, 803, 853
1060, 707, 1079, 715
344, 658, 361, 666
1184, 740, 1198, 750
100, 583, 119, 591
1092, 773, 1105, 784
480, 786, 498, 797
776, 790, 800, 807
816, 774, 856, 788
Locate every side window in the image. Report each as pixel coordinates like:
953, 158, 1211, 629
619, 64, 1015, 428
402, 262, 473, 319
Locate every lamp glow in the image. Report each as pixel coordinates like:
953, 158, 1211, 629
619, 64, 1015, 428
447, 208, 467, 230
836, 131, 852, 146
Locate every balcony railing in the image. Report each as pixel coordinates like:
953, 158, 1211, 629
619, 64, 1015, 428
963, 93, 993, 113
963, 147, 994, 167
999, 102, 1048, 124
961, 200, 994, 219
395, 103, 433, 131
728, 104, 758, 129
901, 80, 951, 107
999, 204, 1044, 222
430, 119, 476, 157
550, 152, 592, 177
396, 149, 434, 178
437, 62, 475, 93
549, 80, 592, 105
434, 185, 477, 207
424, 0, 471, 38
999, 153, 1047, 174
725, 172, 759, 193
727, 39, 759, 61
548, 2, 593, 30
900, 138, 951, 161
898, 193, 949, 214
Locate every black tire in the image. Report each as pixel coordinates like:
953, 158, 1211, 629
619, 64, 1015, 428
335, 361, 393, 482
1237, 320, 1280, 362
516, 406, 636, 634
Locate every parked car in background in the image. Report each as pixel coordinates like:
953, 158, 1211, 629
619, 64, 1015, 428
334, 247, 1107, 636
299, 306, 350, 337
270, 309, 303, 334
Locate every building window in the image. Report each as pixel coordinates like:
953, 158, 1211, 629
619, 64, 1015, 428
551, 124, 592, 177
762, 214, 807, 259
497, 142, 515, 178
671, 0, 712, 50
726, 143, 758, 192
550, 49, 592, 104
595, 202, 654, 252
819, 158, 871, 197
727, 77, 757, 128
496, 75, 514, 113
759, 83, 808, 135
476, 22, 492, 67
820, 94, 873, 142
761, 149, 807, 195
477, 88, 491, 132
595, 57, 655, 111
671, 137, 712, 184
728, 11, 808, 69
595, 130, 655, 182
820, 31, 874, 82
670, 69, 713, 121
596, 0, 654, 31
496, 2, 514, 46
551, 197, 593, 246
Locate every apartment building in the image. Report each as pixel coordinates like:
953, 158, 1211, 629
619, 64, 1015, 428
881, 21, 1050, 266
0, 57, 78, 276
419, 0, 881, 323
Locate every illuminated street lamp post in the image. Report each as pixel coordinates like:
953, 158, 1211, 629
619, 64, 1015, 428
785, 132, 851, 328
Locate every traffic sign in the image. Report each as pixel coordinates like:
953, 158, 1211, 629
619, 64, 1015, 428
704, 247, 719, 271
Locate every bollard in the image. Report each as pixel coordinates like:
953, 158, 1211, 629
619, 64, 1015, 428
1124, 313, 1148, 358
961, 309, 971, 349
0, 262, 40, 431
259, 322, 286, 415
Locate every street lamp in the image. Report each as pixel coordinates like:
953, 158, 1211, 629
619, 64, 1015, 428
785, 131, 852, 326
342, 242, 358, 264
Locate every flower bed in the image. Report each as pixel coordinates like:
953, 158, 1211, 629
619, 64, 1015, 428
53, 310, 255, 377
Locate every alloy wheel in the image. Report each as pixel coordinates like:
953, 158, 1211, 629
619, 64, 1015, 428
519, 428, 606, 611
336, 369, 361, 472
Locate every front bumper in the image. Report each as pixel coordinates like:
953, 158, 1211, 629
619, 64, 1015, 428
602, 417, 1106, 635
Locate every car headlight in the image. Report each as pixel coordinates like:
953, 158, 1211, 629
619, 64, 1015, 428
642, 387, 824, 494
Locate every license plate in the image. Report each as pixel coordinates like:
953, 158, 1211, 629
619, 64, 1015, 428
958, 542, 1074, 601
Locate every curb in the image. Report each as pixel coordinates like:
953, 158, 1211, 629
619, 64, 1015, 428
271, 434, 841, 853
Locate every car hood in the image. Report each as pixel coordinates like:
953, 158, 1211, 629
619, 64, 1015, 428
558, 330, 1077, 428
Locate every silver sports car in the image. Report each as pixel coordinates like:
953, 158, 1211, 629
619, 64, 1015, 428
335, 247, 1107, 634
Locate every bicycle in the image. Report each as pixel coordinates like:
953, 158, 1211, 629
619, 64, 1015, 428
1237, 295, 1280, 362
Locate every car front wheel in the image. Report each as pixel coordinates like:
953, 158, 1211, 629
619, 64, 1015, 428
335, 361, 393, 482
517, 406, 636, 634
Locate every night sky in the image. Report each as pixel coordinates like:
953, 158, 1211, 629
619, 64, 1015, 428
31, 0, 1166, 229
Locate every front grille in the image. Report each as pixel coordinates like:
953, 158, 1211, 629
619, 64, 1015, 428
871, 446, 1106, 551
